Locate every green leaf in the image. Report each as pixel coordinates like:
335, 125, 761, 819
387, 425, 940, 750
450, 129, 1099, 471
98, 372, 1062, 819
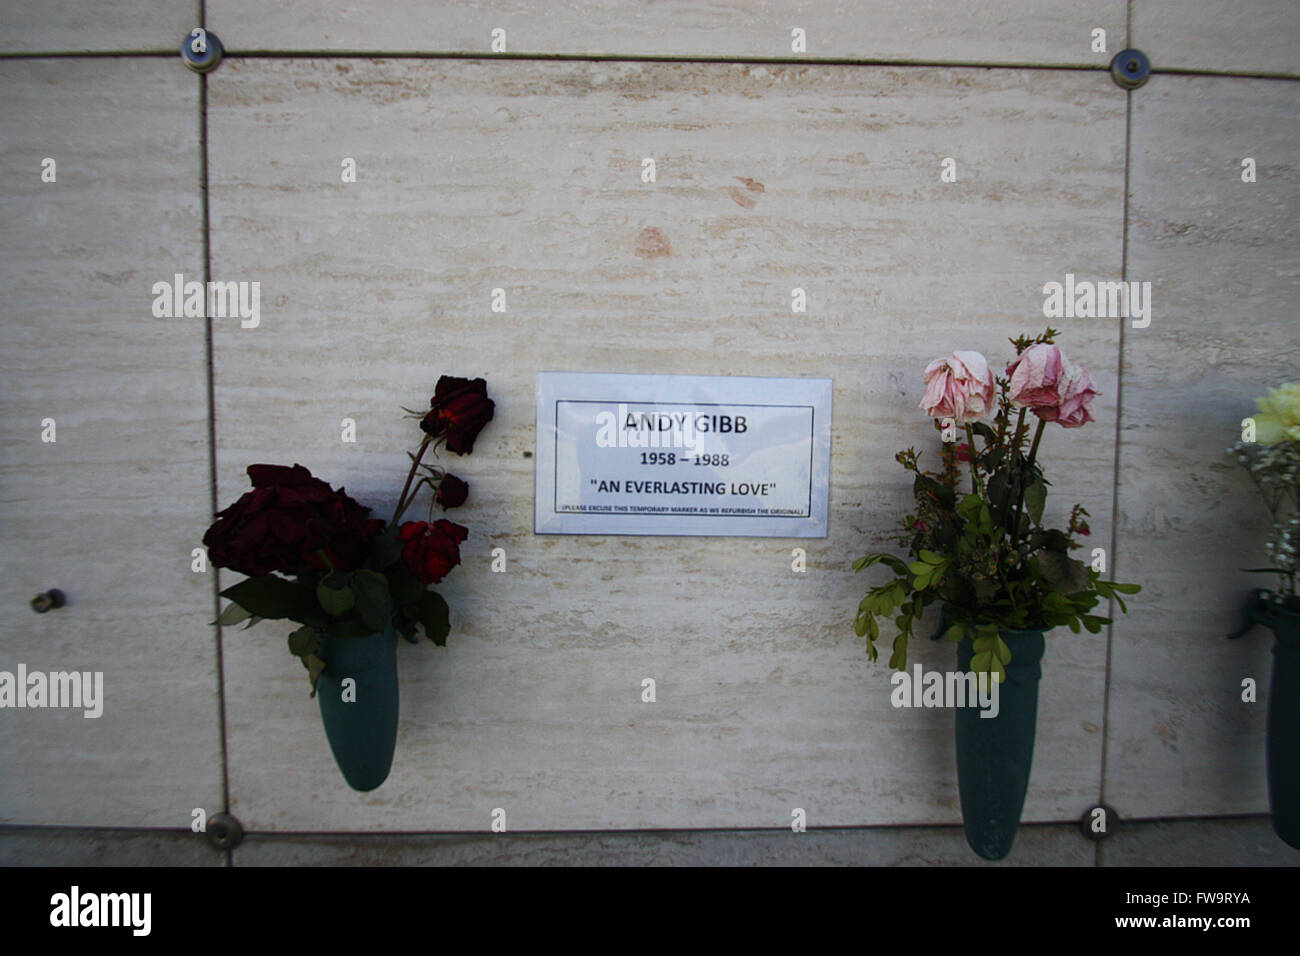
1024, 479, 1046, 525
944, 623, 967, 643
215, 602, 253, 627
855, 552, 911, 576
994, 635, 1012, 665
1037, 552, 1091, 594
219, 575, 322, 624
287, 624, 318, 658
914, 474, 956, 510
888, 633, 908, 670
316, 572, 356, 618
1081, 614, 1108, 634
919, 550, 945, 565
351, 569, 393, 633
417, 590, 450, 646
970, 650, 1006, 684
303, 653, 326, 697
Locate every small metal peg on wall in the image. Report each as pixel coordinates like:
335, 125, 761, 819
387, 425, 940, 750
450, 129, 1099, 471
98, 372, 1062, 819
31, 589, 66, 613
181, 28, 224, 74
205, 812, 244, 850
1109, 48, 1151, 90
1081, 803, 1120, 841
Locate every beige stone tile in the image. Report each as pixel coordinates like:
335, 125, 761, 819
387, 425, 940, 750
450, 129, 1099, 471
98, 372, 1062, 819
1101, 816, 1299, 866
209, 58, 1125, 830
1134, 0, 1300, 76
0, 826, 220, 865
0, 1, 199, 53
207, 0, 1125, 65
0, 59, 223, 826
1104, 75, 1300, 818
233, 822, 1094, 865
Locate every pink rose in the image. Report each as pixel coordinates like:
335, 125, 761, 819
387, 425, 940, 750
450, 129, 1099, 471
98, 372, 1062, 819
1006, 343, 1066, 408
919, 351, 995, 423
1040, 360, 1098, 428
1006, 344, 1099, 429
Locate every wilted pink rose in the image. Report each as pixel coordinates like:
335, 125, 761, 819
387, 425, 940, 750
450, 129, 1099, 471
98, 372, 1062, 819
1006, 343, 1066, 408
1037, 360, 1098, 428
1007, 344, 1098, 429
919, 351, 995, 423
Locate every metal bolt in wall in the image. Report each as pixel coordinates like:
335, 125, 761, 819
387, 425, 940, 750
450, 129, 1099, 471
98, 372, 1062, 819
204, 812, 244, 850
181, 29, 224, 74
1081, 803, 1120, 841
1109, 49, 1151, 90
30, 589, 66, 613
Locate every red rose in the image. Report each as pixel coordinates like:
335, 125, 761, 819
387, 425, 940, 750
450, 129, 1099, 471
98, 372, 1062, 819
436, 474, 469, 510
203, 464, 381, 576
420, 376, 495, 454
399, 519, 468, 585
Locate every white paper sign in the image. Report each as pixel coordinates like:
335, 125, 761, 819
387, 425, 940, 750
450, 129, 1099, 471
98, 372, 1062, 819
535, 372, 832, 537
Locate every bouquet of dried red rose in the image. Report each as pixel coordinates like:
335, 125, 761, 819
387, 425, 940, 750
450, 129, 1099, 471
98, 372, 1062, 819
201, 375, 494, 790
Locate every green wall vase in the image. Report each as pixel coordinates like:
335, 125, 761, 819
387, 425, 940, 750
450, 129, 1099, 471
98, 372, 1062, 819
315, 625, 399, 792
955, 627, 1048, 860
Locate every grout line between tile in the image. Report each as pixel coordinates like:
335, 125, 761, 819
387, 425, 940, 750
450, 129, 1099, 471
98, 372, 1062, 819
194, 0, 233, 833
1096, 0, 1135, 868
0, 48, 1297, 81
1098, 71, 1135, 825
0, 811, 1275, 840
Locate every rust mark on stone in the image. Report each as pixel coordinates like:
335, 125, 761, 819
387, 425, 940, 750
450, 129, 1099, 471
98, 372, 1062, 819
634, 226, 671, 258
728, 176, 766, 209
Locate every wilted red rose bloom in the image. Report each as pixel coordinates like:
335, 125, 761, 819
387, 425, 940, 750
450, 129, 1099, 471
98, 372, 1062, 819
399, 519, 469, 585
420, 376, 495, 454
436, 474, 469, 510
203, 464, 382, 576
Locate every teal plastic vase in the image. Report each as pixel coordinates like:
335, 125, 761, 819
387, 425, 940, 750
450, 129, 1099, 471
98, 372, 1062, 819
1242, 593, 1300, 850
315, 625, 399, 792
955, 627, 1047, 861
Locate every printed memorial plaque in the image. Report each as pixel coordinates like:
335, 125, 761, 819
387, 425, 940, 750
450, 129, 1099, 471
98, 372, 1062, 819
535, 372, 832, 536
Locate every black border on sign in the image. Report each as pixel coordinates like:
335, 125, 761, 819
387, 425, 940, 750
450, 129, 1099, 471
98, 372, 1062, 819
552, 399, 816, 519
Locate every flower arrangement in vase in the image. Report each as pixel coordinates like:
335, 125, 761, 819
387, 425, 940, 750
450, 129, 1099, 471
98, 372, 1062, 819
852, 329, 1139, 859
1228, 382, 1300, 849
202, 375, 494, 791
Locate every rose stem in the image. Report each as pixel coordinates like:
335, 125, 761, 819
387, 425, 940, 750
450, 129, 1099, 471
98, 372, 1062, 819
963, 424, 983, 495
1012, 418, 1048, 544
392, 435, 433, 525
1000, 407, 1027, 527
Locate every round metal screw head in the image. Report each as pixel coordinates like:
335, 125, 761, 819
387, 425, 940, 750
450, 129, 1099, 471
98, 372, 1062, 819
181, 29, 223, 74
30, 589, 66, 613
1110, 48, 1151, 90
1081, 803, 1120, 841
205, 812, 244, 850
